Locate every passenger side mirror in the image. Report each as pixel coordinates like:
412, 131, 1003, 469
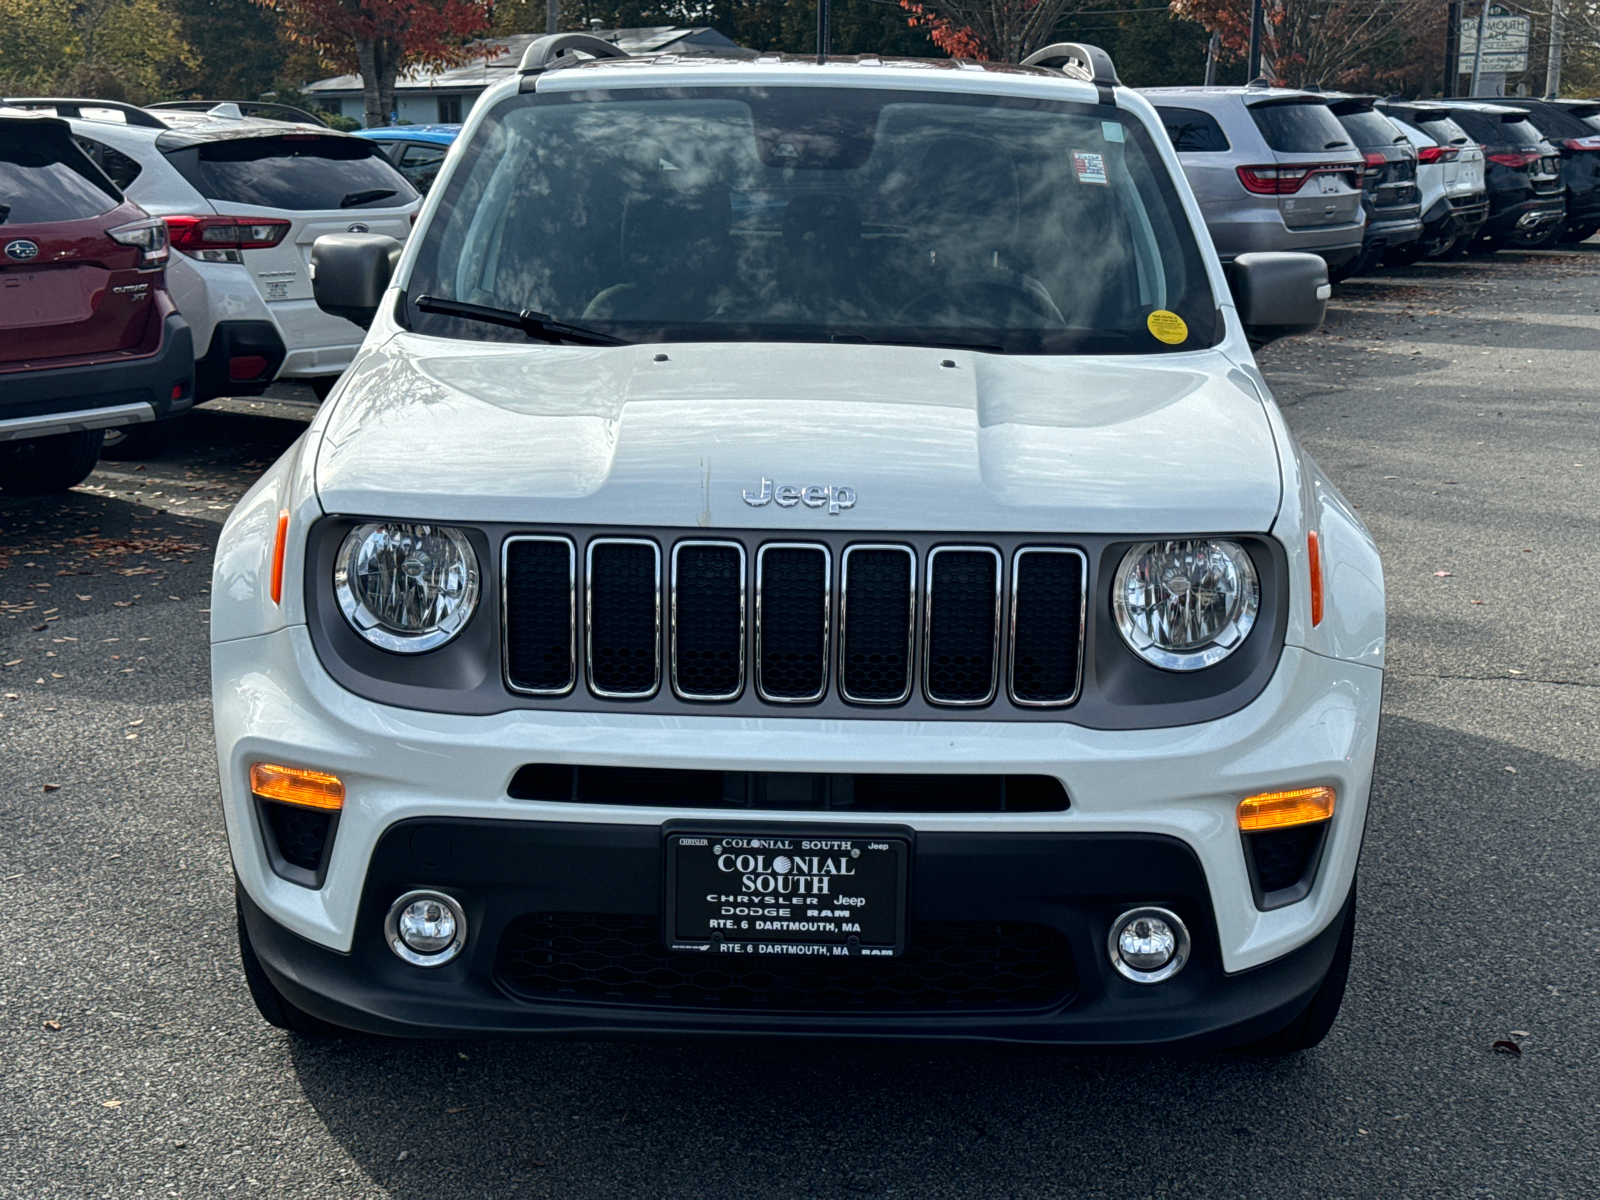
311, 233, 404, 330
1228, 252, 1331, 347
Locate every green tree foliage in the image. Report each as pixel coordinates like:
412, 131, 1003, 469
0, 0, 197, 100
168, 0, 292, 98
1048, 6, 1211, 87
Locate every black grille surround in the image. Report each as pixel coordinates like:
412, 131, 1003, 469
306, 519, 1290, 729
496, 912, 1076, 1011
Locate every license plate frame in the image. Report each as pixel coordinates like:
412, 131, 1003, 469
664, 829, 909, 958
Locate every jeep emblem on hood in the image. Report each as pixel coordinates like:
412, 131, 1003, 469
743, 478, 857, 515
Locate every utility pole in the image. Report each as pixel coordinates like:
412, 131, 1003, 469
1204, 29, 1219, 86
816, 0, 831, 64
1445, 2, 1461, 95
1467, 0, 1488, 96
546, 0, 558, 35
1545, 0, 1564, 97
1247, 0, 1264, 82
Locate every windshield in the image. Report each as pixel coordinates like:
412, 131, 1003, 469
405, 86, 1218, 355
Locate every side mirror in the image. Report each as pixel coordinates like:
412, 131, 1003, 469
310, 233, 404, 329
1228, 252, 1331, 347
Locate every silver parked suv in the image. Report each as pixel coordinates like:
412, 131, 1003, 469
1143, 86, 1366, 270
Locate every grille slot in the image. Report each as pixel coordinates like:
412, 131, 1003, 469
586, 539, 660, 698
508, 764, 1069, 812
1009, 548, 1087, 706
497, 913, 1075, 1011
503, 536, 576, 695
924, 547, 1001, 705
670, 541, 745, 701
755, 543, 830, 703
840, 545, 915, 704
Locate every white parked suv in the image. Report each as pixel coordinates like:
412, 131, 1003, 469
213, 38, 1383, 1052
5, 98, 419, 450
1377, 102, 1488, 262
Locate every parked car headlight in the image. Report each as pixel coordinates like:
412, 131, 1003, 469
1112, 539, 1259, 671
334, 523, 480, 653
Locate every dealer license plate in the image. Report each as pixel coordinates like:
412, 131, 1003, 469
665, 832, 908, 958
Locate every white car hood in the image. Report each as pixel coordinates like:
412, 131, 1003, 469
314, 335, 1282, 534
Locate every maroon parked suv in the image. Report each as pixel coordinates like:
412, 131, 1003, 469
0, 108, 192, 493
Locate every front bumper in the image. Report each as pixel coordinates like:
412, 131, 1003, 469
240, 821, 1355, 1047
217, 622, 1380, 989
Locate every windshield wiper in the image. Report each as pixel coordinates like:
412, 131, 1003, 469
1323, 139, 1351, 149
415, 295, 631, 347
341, 188, 396, 208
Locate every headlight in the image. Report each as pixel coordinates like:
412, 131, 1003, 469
1111, 539, 1259, 671
334, 522, 480, 653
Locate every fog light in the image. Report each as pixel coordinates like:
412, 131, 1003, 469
1108, 906, 1190, 984
385, 890, 467, 967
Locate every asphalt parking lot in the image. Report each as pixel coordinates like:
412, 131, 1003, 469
3, 244, 1599, 1199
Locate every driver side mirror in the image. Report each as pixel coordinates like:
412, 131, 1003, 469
1228, 252, 1331, 347
311, 233, 404, 329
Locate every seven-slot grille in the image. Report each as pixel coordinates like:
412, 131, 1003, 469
504, 536, 1086, 709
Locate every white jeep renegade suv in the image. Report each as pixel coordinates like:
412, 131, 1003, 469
212, 37, 1382, 1052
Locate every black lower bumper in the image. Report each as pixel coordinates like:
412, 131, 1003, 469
194, 320, 286, 402
0, 312, 193, 428
1480, 195, 1565, 239
241, 818, 1351, 1048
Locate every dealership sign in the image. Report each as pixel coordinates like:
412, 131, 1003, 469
1459, 4, 1531, 74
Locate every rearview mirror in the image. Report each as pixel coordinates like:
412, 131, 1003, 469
311, 233, 404, 329
1228, 252, 1330, 347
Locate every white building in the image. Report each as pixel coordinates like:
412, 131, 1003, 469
304, 27, 756, 126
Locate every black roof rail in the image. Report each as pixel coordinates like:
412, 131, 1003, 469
146, 100, 329, 126
518, 32, 630, 76
1, 97, 167, 128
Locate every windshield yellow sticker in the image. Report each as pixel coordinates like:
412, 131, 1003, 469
1147, 310, 1188, 345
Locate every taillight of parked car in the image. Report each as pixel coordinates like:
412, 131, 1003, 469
1235, 164, 1358, 195
164, 215, 291, 263
107, 217, 170, 267
1561, 136, 1600, 151
1486, 150, 1542, 168
1416, 145, 1460, 163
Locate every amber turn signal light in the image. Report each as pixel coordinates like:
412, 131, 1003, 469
250, 762, 344, 811
1237, 786, 1335, 831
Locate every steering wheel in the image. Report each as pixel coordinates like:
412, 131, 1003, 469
895, 272, 1067, 327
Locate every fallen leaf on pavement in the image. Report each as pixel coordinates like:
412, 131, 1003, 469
76, 595, 90, 601
1505, 767, 1517, 774
44, 1020, 60, 1030
1434, 571, 1452, 577
127, 719, 143, 727
102, 1100, 123, 1108
43, 784, 59, 792
1491, 1039, 1522, 1056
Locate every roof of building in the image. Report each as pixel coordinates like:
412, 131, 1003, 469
305, 28, 755, 96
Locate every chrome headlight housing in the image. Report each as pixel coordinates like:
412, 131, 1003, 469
334, 522, 480, 653
1112, 539, 1260, 671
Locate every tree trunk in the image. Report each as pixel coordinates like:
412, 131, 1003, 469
377, 38, 404, 127
358, 38, 383, 128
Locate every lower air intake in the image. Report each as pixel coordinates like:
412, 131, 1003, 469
497, 913, 1075, 1010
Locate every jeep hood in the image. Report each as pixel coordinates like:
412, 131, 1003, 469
313, 336, 1282, 534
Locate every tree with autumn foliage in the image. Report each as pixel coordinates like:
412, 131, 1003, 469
1168, 0, 1442, 90
260, 0, 492, 127
897, 0, 1098, 61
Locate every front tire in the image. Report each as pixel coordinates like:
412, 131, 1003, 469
0, 429, 103, 494
236, 887, 345, 1038
1241, 880, 1356, 1055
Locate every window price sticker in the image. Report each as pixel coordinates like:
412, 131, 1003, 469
1073, 150, 1109, 185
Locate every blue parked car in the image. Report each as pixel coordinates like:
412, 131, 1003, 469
352, 125, 460, 193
